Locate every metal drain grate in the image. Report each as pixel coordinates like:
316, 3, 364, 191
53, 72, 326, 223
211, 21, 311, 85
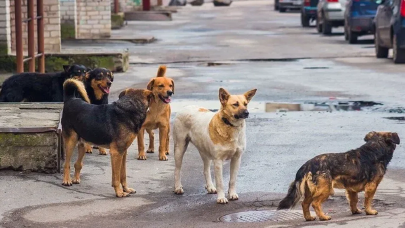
219, 210, 303, 223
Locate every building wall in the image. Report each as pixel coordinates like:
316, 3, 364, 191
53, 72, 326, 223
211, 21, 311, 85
9, 0, 61, 54
76, 0, 111, 39
0, 0, 11, 55
60, 0, 75, 24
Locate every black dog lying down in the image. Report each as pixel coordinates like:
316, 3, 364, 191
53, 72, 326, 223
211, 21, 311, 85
61, 79, 154, 197
0, 64, 88, 102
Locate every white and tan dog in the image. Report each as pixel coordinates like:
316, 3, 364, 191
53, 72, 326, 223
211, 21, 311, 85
173, 88, 257, 204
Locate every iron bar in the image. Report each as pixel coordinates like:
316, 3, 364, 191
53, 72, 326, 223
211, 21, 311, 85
15, 0, 24, 73
27, 0, 35, 72
37, 0, 45, 73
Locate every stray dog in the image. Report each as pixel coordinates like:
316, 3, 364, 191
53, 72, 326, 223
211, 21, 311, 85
83, 68, 114, 155
0, 64, 88, 102
61, 79, 153, 197
136, 65, 173, 161
173, 88, 257, 204
277, 131, 400, 221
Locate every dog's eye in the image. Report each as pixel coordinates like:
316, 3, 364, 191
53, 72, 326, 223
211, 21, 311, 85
78, 70, 81, 73
169, 85, 173, 87
159, 85, 164, 88
244, 102, 247, 106
233, 103, 239, 107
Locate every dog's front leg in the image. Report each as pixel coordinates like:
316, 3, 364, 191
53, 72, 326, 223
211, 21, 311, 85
110, 149, 128, 197
158, 125, 169, 161
121, 150, 136, 194
364, 182, 379, 215
228, 154, 241, 200
214, 159, 228, 204
137, 128, 147, 160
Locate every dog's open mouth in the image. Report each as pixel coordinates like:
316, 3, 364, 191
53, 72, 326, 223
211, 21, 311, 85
159, 95, 171, 104
98, 85, 110, 94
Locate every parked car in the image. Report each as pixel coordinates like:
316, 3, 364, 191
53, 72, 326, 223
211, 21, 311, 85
316, 0, 347, 34
301, 0, 319, 27
278, 0, 303, 12
344, 0, 381, 43
374, 0, 405, 63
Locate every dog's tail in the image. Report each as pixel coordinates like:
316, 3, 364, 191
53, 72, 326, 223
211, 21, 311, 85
156, 65, 166, 77
63, 79, 90, 103
277, 168, 309, 210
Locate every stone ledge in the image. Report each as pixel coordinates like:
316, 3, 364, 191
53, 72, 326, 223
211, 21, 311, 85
125, 11, 172, 21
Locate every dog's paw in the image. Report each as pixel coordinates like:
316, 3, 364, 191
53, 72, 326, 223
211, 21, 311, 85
72, 178, 80, 184
305, 216, 316, 221
85, 150, 93, 154
217, 197, 229, 204
174, 187, 184, 195
351, 209, 362, 215
205, 185, 217, 194
159, 155, 168, 161
138, 155, 147, 160
366, 209, 378, 215
319, 215, 331, 221
98, 148, 107, 155
228, 192, 239, 201
116, 191, 130, 198
123, 187, 136, 194
146, 149, 154, 153
62, 179, 73, 186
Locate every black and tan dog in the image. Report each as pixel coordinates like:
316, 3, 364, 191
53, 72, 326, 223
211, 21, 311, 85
0, 64, 88, 102
121, 65, 174, 161
277, 131, 400, 221
61, 79, 153, 197
82, 68, 114, 155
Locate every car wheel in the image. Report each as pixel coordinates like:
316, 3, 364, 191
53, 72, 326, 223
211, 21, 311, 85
279, 7, 286, 12
393, 34, 405, 64
316, 16, 322, 33
348, 30, 358, 44
322, 20, 332, 35
375, 30, 389, 58
301, 13, 310, 27
275, 0, 279, 10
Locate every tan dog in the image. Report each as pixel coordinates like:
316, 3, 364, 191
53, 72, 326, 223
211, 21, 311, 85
173, 88, 257, 204
137, 65, 174, 161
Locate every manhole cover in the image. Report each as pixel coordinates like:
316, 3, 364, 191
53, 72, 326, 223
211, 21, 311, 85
219, 210, 303, 223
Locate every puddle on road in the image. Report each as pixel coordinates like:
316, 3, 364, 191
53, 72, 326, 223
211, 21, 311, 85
171, 100, 383, 113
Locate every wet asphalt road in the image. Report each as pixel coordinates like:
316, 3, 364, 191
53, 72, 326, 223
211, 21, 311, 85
2, 0, 405, 227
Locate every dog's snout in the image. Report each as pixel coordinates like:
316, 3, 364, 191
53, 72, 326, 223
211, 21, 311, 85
167, 90, 173, 96
243, 110, 249, 118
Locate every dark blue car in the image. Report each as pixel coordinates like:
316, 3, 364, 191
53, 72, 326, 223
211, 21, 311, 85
344, 0, 382, 43
301, 0, 319, 27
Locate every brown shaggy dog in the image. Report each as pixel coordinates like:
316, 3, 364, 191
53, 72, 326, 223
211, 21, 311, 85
277, 131, 400, 221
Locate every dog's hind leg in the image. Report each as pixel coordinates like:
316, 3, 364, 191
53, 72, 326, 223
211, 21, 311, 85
121, 150, 136, 194
346, 190, 362, 214
302, 188, 316, 221
202, 155, 216, 194
73, 142, 86, 184
62, 132, 78, 186
98, 147, 108, 155
228, 154, 242, 200
137, 128, 147, 160
311, 173, 332, 221
173, 133, 189, 195
146, 128, 154, 154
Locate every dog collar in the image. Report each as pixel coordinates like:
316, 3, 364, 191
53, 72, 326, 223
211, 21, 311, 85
222, 117, 235, 127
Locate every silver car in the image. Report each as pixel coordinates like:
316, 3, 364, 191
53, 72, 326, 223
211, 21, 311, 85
278, 0, 303, 12
316, 0, 347, 34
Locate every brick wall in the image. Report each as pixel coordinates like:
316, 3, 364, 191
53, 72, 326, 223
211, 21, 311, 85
110, 0, 141, 13
9, 0, 61, 54
76, 0, 111, 39
0, 0, 11, 55
60, 0, 75, 24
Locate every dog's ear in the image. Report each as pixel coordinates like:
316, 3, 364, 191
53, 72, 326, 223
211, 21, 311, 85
147, 79, 155, 90
244, 89, 257, 103
219, 88, 230, 106
143, 90, 154, 104
364, 131, 377, 142
63, 65, 71, 73
171, 79, 174, 94
119, 89, 130, 99
387, 132, 400, 145
157, 65, 166, 77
